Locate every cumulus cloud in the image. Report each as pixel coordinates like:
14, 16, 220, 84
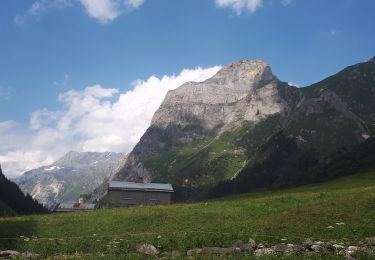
281, 0, 293, 6
53, 74, 71, 86
215, 0, 263, 14
14, 0, 74, 26
14, 0, 144, 25
0, 66, 221, 178
78, 0, 145, 23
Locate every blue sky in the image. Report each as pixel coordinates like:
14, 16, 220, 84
0, 0, 375, 177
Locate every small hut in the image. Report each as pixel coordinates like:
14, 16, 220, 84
100, 181, 174, 208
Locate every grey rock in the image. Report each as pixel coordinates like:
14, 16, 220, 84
365, 237, 375, 246
254, 248, 275, 257
272, 244, 289, 253
240, 243, 255, 252
347, 246, 359, 257
303, 239, 314, 249
311, 244, 325, 254
248, 238, 257, 249
285, 244, 304, 256
272, 244, 303, 256
20, 252, 40, 259
0, 251, 20, 257
187, 248, 202, 256
137, 244, 159, 256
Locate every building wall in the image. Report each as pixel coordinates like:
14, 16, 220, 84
100, 190, 171, 208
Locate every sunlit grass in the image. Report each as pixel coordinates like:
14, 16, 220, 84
0, 171, 374, 258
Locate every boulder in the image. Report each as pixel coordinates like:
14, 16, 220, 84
303, 239, 314, 249
272, 244, 289, 253
333, 244, 346, 256
365, 237, 375, 246
347, 246, 359, 257
187, 248, 202, 256
248, 238, 257, 249
0, 251, 21, 257
254, 248, 275, 257
240, 243, 255, 252
137, 244, 159, 256
21, 252, 40, 259
311, 244, 325, 254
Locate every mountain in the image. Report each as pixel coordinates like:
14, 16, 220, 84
101, 58, 375, 201
0, 165, 47, 216
14, 151, 124, 207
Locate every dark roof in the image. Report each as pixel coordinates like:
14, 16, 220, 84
109, 181, 174, 192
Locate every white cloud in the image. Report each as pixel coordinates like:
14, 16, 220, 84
319, 29, 339, 38
215, 0, 263, 14
281, 0, 293, 6
0, 66, 221, 178
14, 0, 144, 25
79, 0, 145, 23
14, 0, 74, 26
53, 74, 71, 86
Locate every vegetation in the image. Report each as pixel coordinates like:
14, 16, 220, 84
0, 166, 48, 216
0, 171, 374, 258
208, 135, 375, 199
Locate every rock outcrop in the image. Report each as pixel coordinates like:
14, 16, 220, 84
101, 58, 375, 201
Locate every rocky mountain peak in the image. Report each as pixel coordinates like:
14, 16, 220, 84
210, 59, 274, 83
369, 56, 375, 63
151, 59, 284, 129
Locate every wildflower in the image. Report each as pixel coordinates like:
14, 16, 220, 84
97, 240, 101, 242
157, 235, 162, 239
20, 236, 25, 238
327, 226, 334, 229
24, 238, 30, 242
281, 238, 287, 241
335, 222, 345, 226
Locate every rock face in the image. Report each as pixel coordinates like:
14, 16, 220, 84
112, 60, 301, 183
103, 58, 375, 201
14, 151, 124, 208
152, 60, 295, 130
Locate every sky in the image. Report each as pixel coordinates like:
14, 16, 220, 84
0, 0, 374, 178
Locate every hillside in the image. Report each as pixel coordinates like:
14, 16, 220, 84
0, 166, 47, 216
0, 170, 374, 258
14, 151, 124, 207
0, 200, 15, 217
101, 58, 375, 201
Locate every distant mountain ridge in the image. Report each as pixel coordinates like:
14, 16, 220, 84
100, 57, 375, 200
14, 151, 124, 207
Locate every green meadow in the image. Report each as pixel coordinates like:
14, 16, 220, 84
0, 171, 374, 258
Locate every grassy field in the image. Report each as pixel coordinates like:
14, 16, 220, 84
0, 171, 374, 258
